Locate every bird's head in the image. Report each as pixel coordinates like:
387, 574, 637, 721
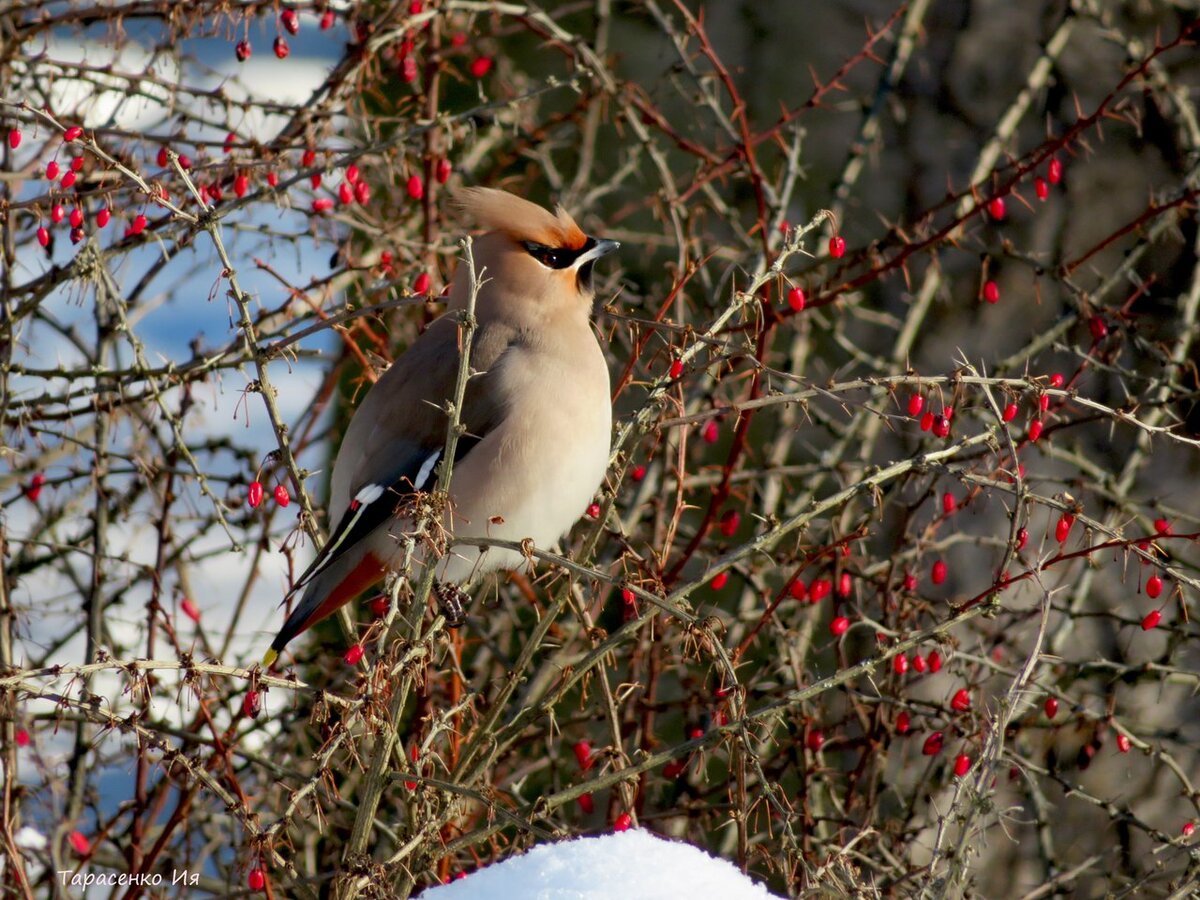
452, 187, 620, 308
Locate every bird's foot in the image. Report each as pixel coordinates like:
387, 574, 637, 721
434, 582, 469, 627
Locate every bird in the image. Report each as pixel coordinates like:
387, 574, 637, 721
262, 187, 618, 667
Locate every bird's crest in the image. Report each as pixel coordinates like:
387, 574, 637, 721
455, 187, 587, 250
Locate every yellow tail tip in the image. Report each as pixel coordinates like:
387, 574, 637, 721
261, 648, 278, 668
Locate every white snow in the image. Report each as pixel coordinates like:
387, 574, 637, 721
416, 829, 781, 900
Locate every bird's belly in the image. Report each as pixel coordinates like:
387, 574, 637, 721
436, 393, 610, 582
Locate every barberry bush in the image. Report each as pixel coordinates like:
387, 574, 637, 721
2, 2, 1199, 897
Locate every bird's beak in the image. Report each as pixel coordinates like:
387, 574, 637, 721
574, 238, 620, 267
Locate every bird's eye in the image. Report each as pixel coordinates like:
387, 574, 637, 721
523, 242, 574, 269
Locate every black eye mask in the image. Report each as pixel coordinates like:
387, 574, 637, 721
522, 236, 597, 269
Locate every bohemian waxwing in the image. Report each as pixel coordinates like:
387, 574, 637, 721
262, 187, 618, 666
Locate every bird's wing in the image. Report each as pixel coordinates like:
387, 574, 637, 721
285, 315, 518, 601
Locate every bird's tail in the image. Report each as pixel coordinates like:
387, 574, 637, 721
261, 550, 385, 667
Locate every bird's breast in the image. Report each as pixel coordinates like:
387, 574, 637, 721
438, 335, 611, 581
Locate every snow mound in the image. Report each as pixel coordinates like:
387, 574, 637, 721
417, 829, 781, 900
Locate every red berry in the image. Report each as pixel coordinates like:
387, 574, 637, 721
788, 578, 807, 601
1016, 527, 1028, 550
450, 31, 467, 47
613, 812, 633, 832
60, 170, 76, 189
719, 509, 740, 537
274, 36, 290, 58
1028, 419, 1044, 442
242, 688, 262, 717
912, 654, 928, 673
1184, 822, 1196, 837
809, 578, 831, 602
987, 197, 1006, 220
932, 415, 950, 438
46, 160, 60, 180
413, 272, 431, 294
234, 173, 249, 198
264, 170, 279, 188
1044, 696, 1058, 719
15, 728, 29, 747
63, 126, 83, 142
338, 181, 355, 204
247, 480, 264, 508
436, 157, 452, 183
69, 155, 84, 172
1055, 513, 1074, 543
469, 56, 494, 78
1047, 157, 1063, 184
1002, 402, 1018, 422
1141, 609, 1162, 631
896, 711, 911, 734
919, 411, 934, 432
631, 464, 646, 482
893, 654, 909, 676
834, 573, 850, 598
983, 280, 1000, 304
942, 492, 956, 514
345, 164, 360, 184
620, 587, 636, 606
702, 419, 719, 443
355, 180, 371, 204
1153, 517, 1171, 535
236, 40, 251, 61
828, 235, 846, 258
26, 474, 47, 503
928, 649, 942, 673
1048, 373, 1064, 389
155, 146, 169, 167
69, 831, 90, 854
1146, 575, 1163, 599
399, 56, 419, 83
302, 148, 316, 167
1088, 316, 1108, 340
312, 197, 334, 213
787, 286, 805, 311
181, 598, 201, 623
310, 173, 322, 189
273, 484, 290, 507
36, 226, 49, 247
178, 153, 192, 170
711, 571, 728, 590
953, 753, 971, 777
663, 760, 686, 779
1034, 176, 1049, 200
577, 793, 594, 814
343, 644, 364, 665
573, 740, 593, 770
907, 393, 924, 417
669, 358, 684, 379
932, 560, 947, 585
69, 207, 83, 228
248, 869, 266, 891
586, 502, 600, 519
922, 732, 944, 756
829, 616, 850, 637
1116, 733, 1131, 753
950, 688, 970, 712
806, 729, 824, 752
8, 128, 20, 149
131, 213, 147, 234
320, 9, 335, 29
282, 8, 300, 34
369, 596, 390, 617
903, 572, 917, 591
96, 208, 110, 228
51, 204, 65, 224
407, 174, 424, 200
